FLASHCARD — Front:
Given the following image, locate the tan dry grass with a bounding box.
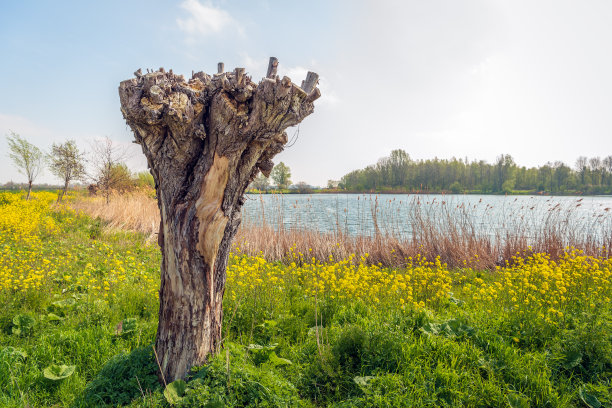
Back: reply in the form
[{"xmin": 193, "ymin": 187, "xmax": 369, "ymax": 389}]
[
  {"xmin": 70, "ymin": 192, "xmax": 611, "ymax": 269},
  {"xmin": 71, "ymin": 192, "xmax": 160, "ymax": 240}
]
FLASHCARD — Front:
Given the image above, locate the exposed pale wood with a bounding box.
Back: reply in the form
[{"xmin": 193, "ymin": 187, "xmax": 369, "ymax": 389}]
[
  {"xmin": 119, "ymin": 63, "xmax": 319, "ymax": 383},
  {"xmin": 266, "ymin": 57, "xmax": 278, "ymax": 78},
  {"xmin": 234, "ymin": 67, "xmax": 245, "ymax": 85},
  {"xmin": 301, "ymin": 71, "xmax": 319, "ymax": 93},
  {"xmin": 217, "ymin": 62, "xmax": 224, "ymax": 73}
]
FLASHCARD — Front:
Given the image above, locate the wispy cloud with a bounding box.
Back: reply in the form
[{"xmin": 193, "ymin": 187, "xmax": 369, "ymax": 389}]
[
  {"xmin": 0, "ymin": 113, "xmax": 56, "ymax": 140},
  {"xmin": 176, "ymin": 0, "xmax": 242, "ymax": 37},
  {"xmin": 240, "ymin": 53, "xmax": 268, "ymax": 78},
  {"xmin": 283, "ymin": 65, "xmax": 340, "ymax": 107}
]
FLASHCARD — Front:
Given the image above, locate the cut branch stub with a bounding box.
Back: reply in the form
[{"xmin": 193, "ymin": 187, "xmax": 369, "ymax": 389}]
[
  {"xmin": 118, "ymin": 61, "xmax": 319, "ymax": 383},
  {"xmin": 301, "ymin": 71, "xmax": 319, "ymax": 94},
  {"xmin": 217, "ymin": 62, "xmax": 224, "ymax": 73},
  {"xmin": 266, "ymin": 57, "xmax": 278, "ymax": 78},
  {"xmin": 234, "ymin": 67, "xmax": 245, "ymax": 85}
]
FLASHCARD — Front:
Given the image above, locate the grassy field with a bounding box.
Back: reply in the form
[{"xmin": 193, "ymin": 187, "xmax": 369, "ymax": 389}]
[{"xmin": 0, "ymin": 191, "xmax": 610, "ymax": 407}]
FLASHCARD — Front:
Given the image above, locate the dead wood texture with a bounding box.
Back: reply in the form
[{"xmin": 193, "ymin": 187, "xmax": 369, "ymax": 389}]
[{"xmin": 119, "ymin": 61, "xmax": 320, "ymax": 382}]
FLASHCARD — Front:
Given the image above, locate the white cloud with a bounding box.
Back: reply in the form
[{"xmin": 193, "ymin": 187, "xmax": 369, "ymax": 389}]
[
  {"xmin": 177, "ymin": 0, "xmax": 241, "ymax": 37},
  {"xmin": 0, "ymin": 113, "xmax": 56, "ymax": 140},
  {"xmin": 470, "ymin": 56, "xmax": 494, "ymax": 75},
  {"xmin": 239, "ymin": 53, "xmax": 268, "ymax": 78},
  {"xmin": 283, "ymin": 66, "xmax": 308, "ymax": 84},
  {"xmin": 316, "ymin": 77, "xmax": 340, "ymax": 106},
  {"xmin": 282, "ymin": 66, "xmax": 339, "ymax": 107}
]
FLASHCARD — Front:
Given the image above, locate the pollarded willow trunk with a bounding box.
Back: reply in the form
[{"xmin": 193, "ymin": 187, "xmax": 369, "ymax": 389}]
[{"xmin": 119, "ymin": 59, "xmax": 320, "ymax": 382}]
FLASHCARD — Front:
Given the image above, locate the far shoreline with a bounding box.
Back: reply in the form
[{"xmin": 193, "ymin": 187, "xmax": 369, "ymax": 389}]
[
  {"xmin": 246, "ymin": 189, "xmax": 612, "ymax": 198},
  {"xmin": 1, "ymin": 185, "xmax": 610, "ymax": 199}
]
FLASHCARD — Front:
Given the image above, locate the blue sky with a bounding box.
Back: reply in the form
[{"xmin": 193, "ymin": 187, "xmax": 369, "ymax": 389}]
[{"xmin": 2, "ymin": 1, "xmax": 612, "ymax": 186}]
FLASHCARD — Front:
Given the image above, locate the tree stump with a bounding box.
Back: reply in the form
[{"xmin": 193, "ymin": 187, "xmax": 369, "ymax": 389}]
[{"xmin": 118, "ymin": 60, "xmax": 320, "ymax": 382}]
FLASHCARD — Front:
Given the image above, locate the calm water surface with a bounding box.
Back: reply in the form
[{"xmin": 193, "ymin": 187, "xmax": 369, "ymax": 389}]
[{"xmin": 242, "ymin": 194, "xmax": 612, "ymax": 240}]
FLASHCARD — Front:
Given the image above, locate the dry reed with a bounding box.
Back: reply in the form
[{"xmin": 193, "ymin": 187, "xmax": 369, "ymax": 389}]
[
  {"xmin": 70, "ymin": 192, "xmax": 612, "ymax": 269},
  {"xmin": 70, "ymin": 192, "xmax": 160, "ymax": 241}
]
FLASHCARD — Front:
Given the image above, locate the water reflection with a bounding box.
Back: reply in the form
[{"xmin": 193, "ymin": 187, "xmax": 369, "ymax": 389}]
[{"xmin": 242, "ymin": 194, "xmax": 612, "ymax": 242}]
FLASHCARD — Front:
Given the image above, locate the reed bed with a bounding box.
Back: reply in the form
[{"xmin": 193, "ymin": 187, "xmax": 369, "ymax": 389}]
[
  {"xmin": 70, "ymin": 191, "xmax": 612, "ymax": 269},
  {"xmin": 70, "ymin": 191, "xmax": 160, "ymax": 240}
]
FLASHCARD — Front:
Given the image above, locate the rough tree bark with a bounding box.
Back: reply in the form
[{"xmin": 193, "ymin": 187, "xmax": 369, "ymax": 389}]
[{"xmin": 119, "ymin": 61, "xmax": 320, "ymax": 382}]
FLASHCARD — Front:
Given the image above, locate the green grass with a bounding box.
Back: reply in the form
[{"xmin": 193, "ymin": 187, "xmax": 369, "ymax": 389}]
[{"xmin": 0, "ymin": 192, "xmax": 610, "ymax": 407}]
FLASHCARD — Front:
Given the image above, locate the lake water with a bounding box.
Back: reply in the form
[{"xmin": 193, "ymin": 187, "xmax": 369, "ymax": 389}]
[{"xmin": 241, "ymin": 194, "xmax": 612, "ymax": 241}]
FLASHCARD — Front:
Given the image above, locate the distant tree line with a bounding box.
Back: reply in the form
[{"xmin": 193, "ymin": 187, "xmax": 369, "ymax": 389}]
[{"xmin": 340, "ymin": 149, "xmax": 612, "ymax": 194}]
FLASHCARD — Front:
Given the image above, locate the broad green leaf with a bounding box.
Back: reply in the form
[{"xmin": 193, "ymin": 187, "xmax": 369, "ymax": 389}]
[
  {"xmin": 268, "ymin": 351, "xmax": 292, "ymax": 367},
  {"xmin": 444, "ymin": 319, "xmax": 476, "ymax": 337},
  {"xmin": 507, "ymin": 392, "xmax": 530, "ymax": 408},
  {"xmin": 477, "ymin": 357, "xmax": 506, "ymax": 372},
  {"xmin": 353, "ymin": 376, "xmax": 375, "ymax": 387},
  {"xmin": 12, "ymin": 314, "xmax": 35, "ymax": 336},
  {"xmin": 578, "ymin": 386, "xmax": 602, "ymax": 408},
  {"xmin": 51, "ymin": 298, "xmax": 76, "ymax": 308},
  {"xmin": 48, "ymin": 298, "xmax": 77, "ymax": 316},
  {"xmin": 258, "ymin": 320, "xmax": 278, "ymax": 328},
  {"xmin": 63, "ymin": 283, "xmax": 88, "ymax": 293},
  {"xmin": 43, "ymin": 364, "xmax": 75, "ymax": 381},
  {"xmin": 419, "ymin": 322, "xmax": 440, "ymax": 335},
  {"xmin": 562, "ymin": 350, "xmax": 583, "ymax": 369},
  {"xmin": 122, "ymin": 317, "xmax": 138, "ymax": 333},
  {"xmin": 449, "ymin": 295, "xmax": 464, "ymax": 306},
  {"xmin": 164, "ymin": 379, "xmax": 187, "ymax": 404},
  {"xmin": 46, "ymin": 313, "xmax": 64, "ymax": 322},
  {"xmin": 1, "ymin": 347, "xmax": 27, "ymax": 359},
  {"xmin": 115, "ymin": 317, "xmax": 138, "ymax": 336},
  {"xmin": 247, "ymin": 343, "xmax": 278, "ymax": 351},
  {"xmin": 420, "ymin": 319, "xmax": 475, "ymax": 338},
  {"xmin": 202, "ymin": 398, "xmax": 224, "ymax": 408},
  {"xmin": 247, "ymin": 343, "xmax": 279, "ymax": 365}
]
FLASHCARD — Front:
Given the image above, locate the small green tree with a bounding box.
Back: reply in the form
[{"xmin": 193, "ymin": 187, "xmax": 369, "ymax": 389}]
[
  {"xmin": 502, "ymin": 178, "xmax": 515, "ymax": 194},
  {"xmin": 108, "ymin": 163, "xmax": 135, "ymax": 192},
  {"xmin": 449, "ymin": 181, "xmax": 463, "ymax": 194},
  {"xmin": 271, "ymin": 162, "xmax": 292, "ymax": 189},
  {"xmin": 6, "ymin": 131, "xmax": 43, "ymax": 200},
  {"xmin": 48, "ymin": 140, "xmax": 86, "ymax": 202},
  {"xmin": 135, "ymin": 171, "xmax": 155, "ymax": 189}
]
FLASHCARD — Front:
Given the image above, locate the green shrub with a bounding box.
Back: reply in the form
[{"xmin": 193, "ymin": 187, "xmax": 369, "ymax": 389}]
[
  {"xmin": 333, "ymin": 326, "xmax": 366, "ymax": 373},
  {"xmin": 363, "ymin": 330, "xmax": 404, "ymax": 374},
  {"xmin": 181, "ymin": 344, "xmax": 309, "ymax": 407},
  {"xmin": 73, "ymin": 346, "xmax": 160, "ymax": 407}
]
